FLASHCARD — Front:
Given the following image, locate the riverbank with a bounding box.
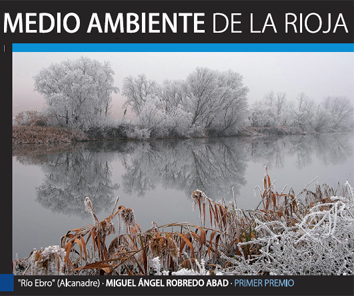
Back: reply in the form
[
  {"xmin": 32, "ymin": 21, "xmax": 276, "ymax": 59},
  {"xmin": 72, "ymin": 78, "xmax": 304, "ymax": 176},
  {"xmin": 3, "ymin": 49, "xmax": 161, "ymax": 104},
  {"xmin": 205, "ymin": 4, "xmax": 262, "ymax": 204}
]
[
  {"xmin": 12, "ymin": 126, "xmax": 87, "ymax": 145},
  {"xmin": 12, "ymin": 125, "xmax": 322, "ymax": 145},
  {"xmin": 240, "ymin": 126, "xmax": 317, "ymax": 136}
]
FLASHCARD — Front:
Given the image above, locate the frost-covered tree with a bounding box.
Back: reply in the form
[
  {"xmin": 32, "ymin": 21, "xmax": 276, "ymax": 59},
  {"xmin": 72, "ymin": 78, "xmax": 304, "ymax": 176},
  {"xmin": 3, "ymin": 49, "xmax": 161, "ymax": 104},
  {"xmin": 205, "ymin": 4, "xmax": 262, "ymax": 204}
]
[
  {"xmin": 322, "ymin": 96, "xmax": 354, "ymax": 130},
  {"xmin": 290, "ymin": 92, "xmax": 316, "ymax": 130},
  {"xmin": 34, "ymin": 57, "xmax": 118, "ymax": 130},
  {"xmin": 122, "ymin": 74, "xmax": 158, "ymax": 115},
  {"xmin": 184, "ymin": 68, "xmax": 248, "ymax": 134},
  {"xmin": 311, "ymin": 104, "xmax": 330, "ymax": 132},
  {"xmin": 123, "ymin": 78, "xmax": 192, "ymax": 138},
  {"xmin": 122, "ymin": 68, "xmax": 248, "ymax": 137},
  {"xmin": 250, "ymin": 91, "xmax": 354, "ymax": 133},
  {"xmin": 184, "ymin": 68, "xmax": 219, "ymax": 126},
  {"xmin": 249, "ymin": 92, "xmax": 289, "ymax": 127},
  {"xmin": 157, "ymin": 80, "xmax": 187, "ymax": 113}
]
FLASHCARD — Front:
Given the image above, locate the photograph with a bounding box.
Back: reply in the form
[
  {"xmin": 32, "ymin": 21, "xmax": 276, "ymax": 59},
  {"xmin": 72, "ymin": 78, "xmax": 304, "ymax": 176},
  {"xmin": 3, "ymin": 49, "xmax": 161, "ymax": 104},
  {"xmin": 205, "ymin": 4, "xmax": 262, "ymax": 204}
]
[
  {"xmin": 3, "ymin": 0, "xmax": 353, "ymax": 294},
  {"xmin": 12, "ymin": 50, "xmax": 354, "ymax": 277}
]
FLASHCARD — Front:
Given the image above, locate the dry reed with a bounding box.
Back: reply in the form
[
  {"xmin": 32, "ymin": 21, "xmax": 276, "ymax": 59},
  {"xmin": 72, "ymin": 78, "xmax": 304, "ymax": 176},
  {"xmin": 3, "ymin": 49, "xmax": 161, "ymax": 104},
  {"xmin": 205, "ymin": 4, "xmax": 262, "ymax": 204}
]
[{"xmin": 13, "ymin": 168, "xmax": 354, "ymax": 275}]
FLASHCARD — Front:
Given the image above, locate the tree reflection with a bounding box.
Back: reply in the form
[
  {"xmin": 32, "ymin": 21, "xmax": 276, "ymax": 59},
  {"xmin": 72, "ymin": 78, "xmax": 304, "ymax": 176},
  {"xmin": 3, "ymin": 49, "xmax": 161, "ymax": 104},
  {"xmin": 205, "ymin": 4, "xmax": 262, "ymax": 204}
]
[
  {"xmin": 121, "ymin": 138, "xmax": 248, "ymax": 199},
  {"xmin": 13, "ymin": 132, "xmax": 353, "ymax": 216},
  {"xmin": 245, "ymin": 133, "xmax": 353, "ymax": 170},
  {"xmin": 15, "ymin": 146, "xmax": 119, "ymax": 218},
  {"xmin": 247, "ymin": 136, "xmax": 286, "ymax": 168},
  {"xmin": 314, "ymin": 133, "xmax": 353, "ymax": 166}
]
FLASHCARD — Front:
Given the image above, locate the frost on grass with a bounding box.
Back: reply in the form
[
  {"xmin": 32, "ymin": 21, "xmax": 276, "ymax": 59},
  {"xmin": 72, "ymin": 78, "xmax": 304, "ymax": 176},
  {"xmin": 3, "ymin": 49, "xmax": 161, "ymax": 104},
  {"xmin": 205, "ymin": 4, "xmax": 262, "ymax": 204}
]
[
  {"xmin": 148, "ymin": 236, "xmax": 179, "ymax": 271},
  {"xmin": 118, "ymin": 206, "xmax": 136, "ymax": 230},
  {"xmin": 13, "ymin": 245, "xmax": 65, "ymax": 275},
  {"xmin": 221, "ymin": 182, "xmax": 354, "ymax": 275},
  {"xmin": 13, "ymin": 171, "xmax": 354, "ymax": 276}
]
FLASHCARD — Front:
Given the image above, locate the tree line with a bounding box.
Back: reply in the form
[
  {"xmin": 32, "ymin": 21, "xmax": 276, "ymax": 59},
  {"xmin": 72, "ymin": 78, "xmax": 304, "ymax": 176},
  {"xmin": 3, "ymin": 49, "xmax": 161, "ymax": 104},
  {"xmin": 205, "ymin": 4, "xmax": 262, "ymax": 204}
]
[
  {"xmin": 122, "ymin": 67, "xmax": 248, "ymax": 137},
  {"xmin": 14, "ymin": 57, "xmax": 354, "ymax": 138},
  {"xmin": 249, "ymin": 91, "xmax": 354, "ymax": 133}
]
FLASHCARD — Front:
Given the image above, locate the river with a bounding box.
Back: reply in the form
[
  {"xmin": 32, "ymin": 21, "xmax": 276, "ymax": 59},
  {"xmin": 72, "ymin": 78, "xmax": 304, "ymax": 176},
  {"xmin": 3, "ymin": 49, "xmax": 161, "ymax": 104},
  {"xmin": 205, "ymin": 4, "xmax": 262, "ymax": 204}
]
[{"xmin": 13, "ymin": 132, "xmax": 354, "ymax": 259}]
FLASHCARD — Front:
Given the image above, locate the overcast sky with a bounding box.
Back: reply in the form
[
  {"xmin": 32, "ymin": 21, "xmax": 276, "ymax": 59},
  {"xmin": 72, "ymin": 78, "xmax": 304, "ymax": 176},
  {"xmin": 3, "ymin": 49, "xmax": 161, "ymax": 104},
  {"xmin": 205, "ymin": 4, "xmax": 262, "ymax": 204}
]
[{"xmin": 13, "ymin": 52, "xmax": 354, "ymax": 119}]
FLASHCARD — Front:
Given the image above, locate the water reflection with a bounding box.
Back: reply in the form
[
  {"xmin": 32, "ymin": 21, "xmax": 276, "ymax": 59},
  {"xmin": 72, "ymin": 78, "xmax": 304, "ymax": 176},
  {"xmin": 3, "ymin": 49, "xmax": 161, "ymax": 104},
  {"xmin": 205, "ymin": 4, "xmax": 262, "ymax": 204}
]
[
  {"xmin": 13, "ymin": 132, "xmax": 353, "ymax": 217},
  {"xmin": 121, "ymin": 138, "xmax": 247, "ymax": 198},
  {"xmin": 247, "ymin": 133, "xmax": 353, "ymax": 169},
  {"xmin": 15, "ymin": 146, "xmax": 119, "ymax": 218}
]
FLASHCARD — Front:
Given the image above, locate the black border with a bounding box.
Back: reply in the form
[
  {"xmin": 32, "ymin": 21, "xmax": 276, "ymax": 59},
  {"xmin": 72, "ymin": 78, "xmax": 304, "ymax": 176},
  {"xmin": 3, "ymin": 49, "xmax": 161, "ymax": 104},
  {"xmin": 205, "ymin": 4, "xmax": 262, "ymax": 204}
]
[{"xmin": 4, "ymin": 1, "xmax": 354, "ymax": 295}]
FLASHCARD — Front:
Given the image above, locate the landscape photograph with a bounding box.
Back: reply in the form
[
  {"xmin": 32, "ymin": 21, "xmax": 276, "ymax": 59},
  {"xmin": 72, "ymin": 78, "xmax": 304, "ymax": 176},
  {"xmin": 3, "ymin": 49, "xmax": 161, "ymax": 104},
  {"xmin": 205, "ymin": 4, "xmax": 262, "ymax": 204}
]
[{"xmin": 12, "ymin": 51, "xmax": 354, "ymax": 276}]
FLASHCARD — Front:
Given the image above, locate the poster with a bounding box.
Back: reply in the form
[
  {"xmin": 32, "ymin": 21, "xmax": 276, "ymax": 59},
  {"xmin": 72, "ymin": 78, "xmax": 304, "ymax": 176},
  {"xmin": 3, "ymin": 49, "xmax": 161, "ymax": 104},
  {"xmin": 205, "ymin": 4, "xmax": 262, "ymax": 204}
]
[{"xmin": 3, "ymin": 1, "xmax": 354, "ymax": 295}]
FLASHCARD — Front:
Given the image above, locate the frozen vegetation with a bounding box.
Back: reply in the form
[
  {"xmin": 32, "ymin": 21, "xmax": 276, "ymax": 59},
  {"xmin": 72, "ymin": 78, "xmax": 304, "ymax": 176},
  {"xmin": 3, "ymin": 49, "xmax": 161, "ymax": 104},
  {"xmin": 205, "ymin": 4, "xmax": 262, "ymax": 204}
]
[
  {"xmin": 249, "ymin": 92, "xmax": 354, "ymax": 133},
  {"xmin": 14, "ymin": 245, "xmax": 65, "ymax": 275},
  {"xmin": 12, "ymin": 57, "xmax": 353, "ymax": 141},
  {"xmin": 121, "ymin": 68, "xmax": 248, "ymax": 138},
  {"xmin": 33, "ymin": 57, "xmax": 118, "ymax": 131},
  {"xmin": 13, "ymin": 169, "xmax": 354, "ymax": 276}
]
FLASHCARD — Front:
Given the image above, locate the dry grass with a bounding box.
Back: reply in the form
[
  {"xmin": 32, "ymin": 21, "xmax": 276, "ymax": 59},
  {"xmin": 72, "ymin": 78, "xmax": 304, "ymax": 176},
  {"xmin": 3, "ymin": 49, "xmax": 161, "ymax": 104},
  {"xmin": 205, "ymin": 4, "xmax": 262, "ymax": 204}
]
[
  {"xmin": 13, "ymin": 168, "xmax": 354, "ymax": 275},
  {"xmin": 13, "ymin": 246, "xmax": 65, "ymax": 275},
  {"xmin": 12, "ymin": 126, "xmax": 87, "ymax": 145}
]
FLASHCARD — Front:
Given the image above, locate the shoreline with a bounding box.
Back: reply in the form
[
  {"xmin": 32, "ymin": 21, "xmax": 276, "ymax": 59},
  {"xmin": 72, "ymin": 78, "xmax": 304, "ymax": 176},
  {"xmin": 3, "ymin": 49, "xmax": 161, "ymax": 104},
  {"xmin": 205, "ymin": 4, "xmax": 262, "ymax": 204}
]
[{"xmin": 12, "ymin": 125, "xmax": 332, "ymax": 146}]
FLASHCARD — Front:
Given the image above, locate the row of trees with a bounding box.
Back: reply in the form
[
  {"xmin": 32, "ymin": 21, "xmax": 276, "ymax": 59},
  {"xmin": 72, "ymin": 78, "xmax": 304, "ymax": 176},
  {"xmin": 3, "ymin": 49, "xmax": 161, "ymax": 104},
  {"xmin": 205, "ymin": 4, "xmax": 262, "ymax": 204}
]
[
  {"xmin": 122, "ymin": 68, "xmax": 249, "ymax": 137},
  {"xmin": 27, "ymin": 57, "xmax": 353, "ymax": 137},
  {"xmin": 249, "ymin": 92, "xmax": 354, "ymax": 132}
]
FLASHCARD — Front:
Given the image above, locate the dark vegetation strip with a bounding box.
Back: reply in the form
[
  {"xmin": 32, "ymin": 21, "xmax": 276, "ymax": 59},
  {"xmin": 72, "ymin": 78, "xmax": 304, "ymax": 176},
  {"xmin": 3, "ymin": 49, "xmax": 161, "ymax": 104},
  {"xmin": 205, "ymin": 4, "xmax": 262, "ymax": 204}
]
[{"xmin": 13, "ymin": 124, "xmax": 322, "ymax": 147}]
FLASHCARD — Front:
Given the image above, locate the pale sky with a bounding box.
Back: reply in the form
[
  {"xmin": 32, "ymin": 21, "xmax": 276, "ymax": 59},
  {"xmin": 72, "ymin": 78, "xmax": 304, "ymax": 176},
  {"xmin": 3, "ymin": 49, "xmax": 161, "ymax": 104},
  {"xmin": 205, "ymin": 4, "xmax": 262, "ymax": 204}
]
[{"xmin": 13, "ymin": 52, "xmax": 354, "ymax": 119}]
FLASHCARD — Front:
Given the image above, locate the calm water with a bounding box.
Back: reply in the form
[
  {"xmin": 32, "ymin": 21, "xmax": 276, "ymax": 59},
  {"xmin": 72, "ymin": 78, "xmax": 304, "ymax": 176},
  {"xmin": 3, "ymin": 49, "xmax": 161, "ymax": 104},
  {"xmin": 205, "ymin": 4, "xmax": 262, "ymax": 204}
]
[{"xmin": 13, "ymin": 133, "xmax": 354, "ymax": 259}]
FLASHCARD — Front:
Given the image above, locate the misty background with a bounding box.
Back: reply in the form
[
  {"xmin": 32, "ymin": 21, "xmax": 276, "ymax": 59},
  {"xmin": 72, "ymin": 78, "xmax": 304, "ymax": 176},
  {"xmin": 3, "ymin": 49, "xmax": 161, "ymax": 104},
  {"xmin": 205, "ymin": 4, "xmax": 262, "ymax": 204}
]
[{"xmin": 13, "ymin": 52, "xmax": 354, "ymax": 119}]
